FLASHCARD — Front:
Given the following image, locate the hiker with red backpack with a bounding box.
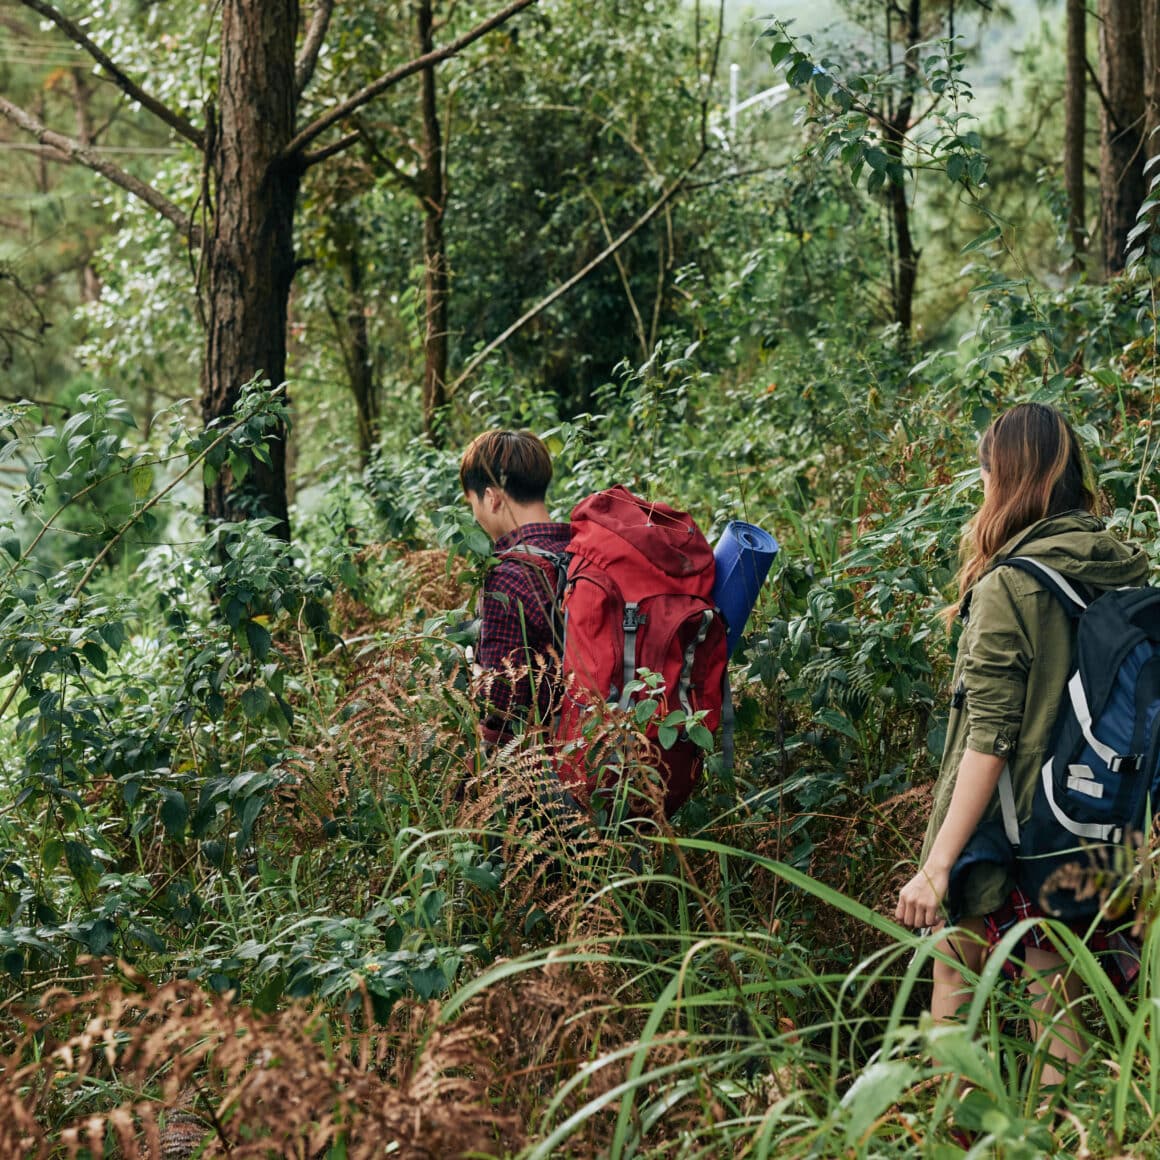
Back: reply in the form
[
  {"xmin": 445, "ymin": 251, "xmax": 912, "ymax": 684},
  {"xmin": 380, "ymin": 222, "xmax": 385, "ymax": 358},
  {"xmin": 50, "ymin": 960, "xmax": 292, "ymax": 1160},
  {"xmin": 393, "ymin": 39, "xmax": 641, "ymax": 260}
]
[
  {"xmin": 459, "ymin": 429, "xmax": 571, "ymax": 749},
  {"xmin": 895, "ymin": 402, "xmax": 1154, "ymax": 1089},
  {"xmin": 460, "ymin": 429, "xmax": 753, "ymax": 818}
]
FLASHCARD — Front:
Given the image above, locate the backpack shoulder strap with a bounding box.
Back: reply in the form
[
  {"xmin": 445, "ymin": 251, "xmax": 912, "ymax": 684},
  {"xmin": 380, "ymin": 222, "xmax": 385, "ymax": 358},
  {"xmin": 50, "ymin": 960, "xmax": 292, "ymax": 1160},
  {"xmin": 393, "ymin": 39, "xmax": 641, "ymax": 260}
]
[
  {"xmin": 995, "ymin": 556, "xmax": 1089, "ymax": 618},
  {"xmin": 497, "ymin": 544, "xmax": 570, "ymax": 644}
]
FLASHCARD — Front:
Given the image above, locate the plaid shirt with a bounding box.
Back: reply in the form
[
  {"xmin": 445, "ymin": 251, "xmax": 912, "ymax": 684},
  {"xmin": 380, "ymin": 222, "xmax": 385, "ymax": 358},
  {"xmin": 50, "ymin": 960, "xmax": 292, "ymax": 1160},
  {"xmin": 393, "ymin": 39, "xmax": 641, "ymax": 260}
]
[{"xmin": 477, "ymin": 521, "xmax": 571, "ymax": 743}]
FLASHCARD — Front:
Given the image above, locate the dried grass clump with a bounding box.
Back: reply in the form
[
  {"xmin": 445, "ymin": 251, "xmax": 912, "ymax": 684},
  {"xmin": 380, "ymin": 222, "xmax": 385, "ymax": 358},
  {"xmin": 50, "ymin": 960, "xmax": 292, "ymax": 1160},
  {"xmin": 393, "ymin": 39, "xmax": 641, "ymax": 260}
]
[
  {"xmin": 0, "ymin": 959, "xmax": 696, "ymax": 1160},
  {"xmin": 274, "ymin": 636, "xmax": 476, "ymax": 860},
  {"xmin": 0, "ymin": 971, "xmax": 518, "ymax": 1159},
  {"xmin": 330, "ymin": 545, "xmax": 472, "ymax": 639}
]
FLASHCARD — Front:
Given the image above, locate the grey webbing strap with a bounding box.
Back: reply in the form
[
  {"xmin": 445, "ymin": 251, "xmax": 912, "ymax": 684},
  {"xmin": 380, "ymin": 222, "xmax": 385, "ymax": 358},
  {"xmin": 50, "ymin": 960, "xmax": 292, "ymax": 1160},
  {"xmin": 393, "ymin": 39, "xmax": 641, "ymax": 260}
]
[
  {"xmin": 1005, "ymin": 556, "xmax": 1089, "ymax": 611},
  {"xmin": 678, "ymin": 609, "xmax": 714, "ymax": 714},
  {"xmin": 998, "ymin": 762, "xmax": 1020, "ymax": 847},
  {"xmin": 619, "ymin": 603, "xmax": 642, "ymax": 709},
  {"xmin": 721, "ymin": 667, "xmax": 734, "ymax": 776},
  {"xmin": 503, "ymin": 543, "xmax": 568, "ymax": 650}
]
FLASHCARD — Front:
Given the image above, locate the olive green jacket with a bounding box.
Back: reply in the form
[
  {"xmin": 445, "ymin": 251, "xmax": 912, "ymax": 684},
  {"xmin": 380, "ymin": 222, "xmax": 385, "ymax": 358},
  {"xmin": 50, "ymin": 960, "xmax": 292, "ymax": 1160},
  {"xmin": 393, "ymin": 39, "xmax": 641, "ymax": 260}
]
[{"xmin": 921, "ymin": 512, "xmax": 1151, "ymax": 919}]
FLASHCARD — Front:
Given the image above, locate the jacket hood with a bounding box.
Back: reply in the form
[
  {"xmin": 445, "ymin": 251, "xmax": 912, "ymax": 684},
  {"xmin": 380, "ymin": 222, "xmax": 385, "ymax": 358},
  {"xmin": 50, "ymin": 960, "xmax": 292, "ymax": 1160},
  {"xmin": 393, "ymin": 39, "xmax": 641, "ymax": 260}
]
[{"xmin": 996, "ymin": 510, "xmax": 1151, "ymax": 590}]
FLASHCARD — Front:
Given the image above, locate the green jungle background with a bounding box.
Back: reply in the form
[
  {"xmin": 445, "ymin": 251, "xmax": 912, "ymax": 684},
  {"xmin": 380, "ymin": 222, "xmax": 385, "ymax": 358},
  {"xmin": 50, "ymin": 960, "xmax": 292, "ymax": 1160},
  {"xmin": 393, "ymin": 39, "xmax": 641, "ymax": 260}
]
[{"xmin": 3, "ymin": 0, "xmax": 1160, "ymax": 1155}]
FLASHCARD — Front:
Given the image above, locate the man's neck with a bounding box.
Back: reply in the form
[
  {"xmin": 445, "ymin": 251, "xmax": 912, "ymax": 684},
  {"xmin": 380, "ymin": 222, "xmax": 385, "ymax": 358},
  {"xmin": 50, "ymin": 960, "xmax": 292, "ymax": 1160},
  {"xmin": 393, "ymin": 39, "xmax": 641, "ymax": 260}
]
[{"xmin": 494, "ymin": 499, "xmax": 552, "ymax": 540}]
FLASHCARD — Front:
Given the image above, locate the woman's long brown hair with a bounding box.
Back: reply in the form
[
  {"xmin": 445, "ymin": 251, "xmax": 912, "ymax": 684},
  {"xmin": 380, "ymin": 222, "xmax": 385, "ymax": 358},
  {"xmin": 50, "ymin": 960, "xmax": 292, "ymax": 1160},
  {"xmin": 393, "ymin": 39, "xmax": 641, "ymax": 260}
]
[{"xmin": 949, "ymin": 402, "xmax": 1097, "ymax": 622}]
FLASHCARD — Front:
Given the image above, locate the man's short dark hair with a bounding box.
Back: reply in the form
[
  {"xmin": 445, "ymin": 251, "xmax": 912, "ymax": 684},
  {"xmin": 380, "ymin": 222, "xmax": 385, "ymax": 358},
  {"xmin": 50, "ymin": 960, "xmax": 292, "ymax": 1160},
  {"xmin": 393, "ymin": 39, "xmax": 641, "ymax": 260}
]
[{"xmin": 459, "ymin": 429, "xmax": 553, "ymax": 503}]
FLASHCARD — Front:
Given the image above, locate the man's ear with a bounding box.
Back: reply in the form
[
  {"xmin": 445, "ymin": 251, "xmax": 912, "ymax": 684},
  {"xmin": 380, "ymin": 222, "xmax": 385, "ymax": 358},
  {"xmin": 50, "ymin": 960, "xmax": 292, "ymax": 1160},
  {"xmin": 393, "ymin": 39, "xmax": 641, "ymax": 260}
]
[{"xmin": 485, "ymin": 485, "xmax": 504, "ymax": 512}]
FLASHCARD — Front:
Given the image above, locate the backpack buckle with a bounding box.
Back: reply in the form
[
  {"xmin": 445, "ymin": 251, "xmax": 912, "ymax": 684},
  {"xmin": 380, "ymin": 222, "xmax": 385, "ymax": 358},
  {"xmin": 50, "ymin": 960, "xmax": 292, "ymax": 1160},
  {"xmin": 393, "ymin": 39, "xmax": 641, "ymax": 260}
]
[
  {"xmin": 623, "ymin": 604, "xmax": 647, "ymax": 631},
  {"xmin": 1108, "ymin": 754, "xmax": 1139, "ymax": 775}
]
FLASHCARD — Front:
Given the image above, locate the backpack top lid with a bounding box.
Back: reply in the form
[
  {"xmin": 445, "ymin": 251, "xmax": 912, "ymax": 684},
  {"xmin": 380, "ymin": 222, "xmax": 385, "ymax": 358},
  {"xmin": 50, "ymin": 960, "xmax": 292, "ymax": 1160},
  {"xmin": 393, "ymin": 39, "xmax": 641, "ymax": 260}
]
[{"xmin": 568, "ymin": 485, "xmax": 715, "ymax": 590}]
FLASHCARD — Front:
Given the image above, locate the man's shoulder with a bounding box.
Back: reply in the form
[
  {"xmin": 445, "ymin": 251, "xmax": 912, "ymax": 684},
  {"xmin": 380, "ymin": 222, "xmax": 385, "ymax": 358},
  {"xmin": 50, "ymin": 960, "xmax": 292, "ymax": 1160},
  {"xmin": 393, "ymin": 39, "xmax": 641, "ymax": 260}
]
[{"xmin": 499, "ymin": 521, "xmax": 572, "ymax": 551}]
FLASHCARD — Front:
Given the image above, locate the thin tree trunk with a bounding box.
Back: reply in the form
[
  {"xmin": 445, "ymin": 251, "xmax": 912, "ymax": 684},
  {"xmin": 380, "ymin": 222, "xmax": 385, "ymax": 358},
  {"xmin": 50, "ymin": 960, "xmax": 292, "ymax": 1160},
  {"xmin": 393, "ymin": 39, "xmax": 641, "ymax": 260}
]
[
  {"xmin": 337, "ymin": 234, "xmax": 380, "ymax": 464},
  {"xmin": 1097, "ymin": 0, "xmax": 1145, "ymax": 276},
  {"xmin": 1144, "ymin": 0, "xmax": 1160, "ymax": 172},
  {"xmin": 417, "ymin": 0, "xmax": 448, "ymax": 443},
  {"xmin": 202, "ymin": 0, "xmax": 300, "ymax": 537},
  {"xmin": 1064, "ymin": 0, "xmax": 1087, "ymax": 259},
  {"xmin": 884, "ymin": 0, "xmax": 921, "ymax": 335}
]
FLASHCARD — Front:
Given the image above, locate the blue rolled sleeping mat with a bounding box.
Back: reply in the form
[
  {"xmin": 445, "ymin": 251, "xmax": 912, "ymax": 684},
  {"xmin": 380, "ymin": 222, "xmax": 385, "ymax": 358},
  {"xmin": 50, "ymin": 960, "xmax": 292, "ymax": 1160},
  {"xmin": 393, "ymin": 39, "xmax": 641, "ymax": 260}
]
[{"xmin": 712, "ymin": 520, "xmax": 778, "ymax": 658}]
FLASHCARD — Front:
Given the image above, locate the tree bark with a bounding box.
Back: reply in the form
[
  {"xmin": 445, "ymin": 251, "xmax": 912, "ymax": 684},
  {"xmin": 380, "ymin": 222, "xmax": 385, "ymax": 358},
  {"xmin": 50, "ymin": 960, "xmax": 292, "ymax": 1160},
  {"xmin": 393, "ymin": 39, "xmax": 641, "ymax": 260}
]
[
  {"xmin": 202, "ymin": 0, "xmax": 301, "ymax": 537},
  {"xmin": 884, "ymin": 0, "xmax": 921, "ymax": 336},
  {"xmin": 329, "ymin": 228, "xmax": 380, "ymax": 464},
  {"xmin": 1144, "ymin": 0, "xmax": 1160, "ymax": 173},
  {"xmin": 1064, "ymin": 0, "xmax": 1087, "ymax": 258},
  {"xmin": 417, "ymin": 0, "xmax": 449, "ymax": 442},
  {"xmin": 1097, "ymin": 0, "xmax": 1146, "ymax": 276}
]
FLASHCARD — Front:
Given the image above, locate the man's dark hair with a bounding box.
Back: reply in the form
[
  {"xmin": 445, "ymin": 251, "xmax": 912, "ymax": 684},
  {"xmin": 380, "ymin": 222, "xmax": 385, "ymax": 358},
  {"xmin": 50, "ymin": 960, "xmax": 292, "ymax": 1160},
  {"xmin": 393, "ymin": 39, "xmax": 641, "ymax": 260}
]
[{"xmin": 459, "ymin": 429, "xmax": 553, "ymax": 503}]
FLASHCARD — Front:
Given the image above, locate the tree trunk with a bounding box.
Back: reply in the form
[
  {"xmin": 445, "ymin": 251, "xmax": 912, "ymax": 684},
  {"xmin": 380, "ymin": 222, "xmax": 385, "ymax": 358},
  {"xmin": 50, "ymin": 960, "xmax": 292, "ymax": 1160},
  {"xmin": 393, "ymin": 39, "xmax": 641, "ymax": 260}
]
[
  {"xmin": 1144, "ymin": 0, "xmax": 1160, "ymax": 172},
  {"xmin": 1064, "ymin": 0, "xmax": 1087, "ymax": 258},
  {"xmin": 71, "ymin": 68, "xmax": 103, "ymax": 302},
  {"xmin": 417, "ymin": 0, "xmax": 449, "ymax": 443},
  {"xmin": 884, "ymin": 0, "xmax": 921, "ymax": 336},
  {"xmin": 1097, "ymin": 0, "xmax": 1146, "ymax": 276},
  {"xmin": 336, "ymin": 232, "xmax": 380, "ymax": 465},
  {"xmin": 202, "ymin": 0, "xmax": 300, "ymax": 538}
]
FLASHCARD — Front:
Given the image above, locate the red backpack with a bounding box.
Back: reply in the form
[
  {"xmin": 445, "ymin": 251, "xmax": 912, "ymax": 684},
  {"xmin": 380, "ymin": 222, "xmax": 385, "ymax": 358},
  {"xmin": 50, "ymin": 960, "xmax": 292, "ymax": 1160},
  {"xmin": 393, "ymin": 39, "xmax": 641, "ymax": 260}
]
[{"xmin": 547, "ymin": 486, "xmax": 729, "ymax": 815}]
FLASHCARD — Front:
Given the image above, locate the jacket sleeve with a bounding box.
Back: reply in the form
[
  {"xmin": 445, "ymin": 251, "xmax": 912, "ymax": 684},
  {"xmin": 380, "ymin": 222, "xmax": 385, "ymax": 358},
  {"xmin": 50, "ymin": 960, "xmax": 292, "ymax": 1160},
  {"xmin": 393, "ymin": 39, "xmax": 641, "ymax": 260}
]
[{"xmin": 960, "ymin": 571, "xmax": 1033, "ymax": 758}]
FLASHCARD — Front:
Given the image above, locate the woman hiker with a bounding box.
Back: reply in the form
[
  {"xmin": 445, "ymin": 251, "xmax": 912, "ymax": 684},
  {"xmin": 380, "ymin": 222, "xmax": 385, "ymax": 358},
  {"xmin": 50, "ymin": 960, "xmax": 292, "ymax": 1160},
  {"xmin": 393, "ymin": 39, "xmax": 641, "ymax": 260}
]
[{"xmin": 896, "ymin": 401, "xmax": 1149, "ymax": 1088}]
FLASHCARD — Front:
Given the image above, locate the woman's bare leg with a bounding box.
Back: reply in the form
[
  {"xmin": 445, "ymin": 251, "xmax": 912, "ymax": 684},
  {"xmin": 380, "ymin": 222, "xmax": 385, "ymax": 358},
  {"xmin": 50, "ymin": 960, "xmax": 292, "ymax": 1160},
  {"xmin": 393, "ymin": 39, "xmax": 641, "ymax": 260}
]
[
  {"xmin": 931, "ymin": 917, "xmax": 987, "ymax": 1023},
  {"xmin": 1022, "ymin": 945, "xmax": 1085, "ymax": 1088}
]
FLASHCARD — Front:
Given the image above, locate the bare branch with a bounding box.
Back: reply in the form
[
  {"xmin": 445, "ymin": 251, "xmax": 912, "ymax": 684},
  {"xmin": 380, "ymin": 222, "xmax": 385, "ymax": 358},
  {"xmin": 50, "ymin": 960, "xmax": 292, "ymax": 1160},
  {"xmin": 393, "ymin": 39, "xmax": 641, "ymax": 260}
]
[
  {"xmin": 447, "ymin": 152, "xmax": 708, "ymax": 398},
  {"xmin": 296, "ymin": 0, "xmax": 336, "ymax": 97},
  {"xmin": 285, "ymin": 0, "xmax": 537, "ymax": 159},
  {"xmin": 16, "ymin": 0, "xmax": 204, "ymax": 148},
  {"xmin": 0, "ymin": 95, "xmax": 199, "ymax": 246},
  {"xmin": 301, "ymin": 130, "xmax": 363, "ymax": 169},
  {"xmin": 585, "ymin": 187, "xmax": 648, "ymax": 360}
]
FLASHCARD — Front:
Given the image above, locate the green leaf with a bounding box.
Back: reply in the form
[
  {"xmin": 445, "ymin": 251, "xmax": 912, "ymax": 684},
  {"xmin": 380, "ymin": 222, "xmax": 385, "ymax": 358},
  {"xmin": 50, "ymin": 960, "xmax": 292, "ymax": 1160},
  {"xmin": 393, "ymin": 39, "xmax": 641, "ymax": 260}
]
[
  {"xmin": 245, "ymin": 619, "xmax": 272, "ymax": 660},
  {"xmin": 131, "ymin": 464, "xmax": 153, "ymax": 499},
  {"xmin": 409, "ymin": 964, "xmax": 447, "ymax": 999},
  {"xmin": 687, "ymin": 722, "xmax": 715, "ymax": 751},
  {"xmin": 82, "ymin": 641, "xmax": 107, "ymax": 674},
  {"xmin": 1, "ymin": 536, "xmax": 20, "ymax": 560},
  {"xmin": 788, "ymin": 56, "xmax": 815, "ymax": 86},
  {"xmin": 229, "ymin": 452, "xmax": 250, "ymax": 485},
  {"xmin": 768, "ymin": 39, "xmax": 793, "ymax": 68},
  {"xmin": 961, "ymin": 225, "xmax": 1002, "ymax": 254},
  {"xmin": 98, "ymin": 621, "xmax": 126, "ymax": 652},
  {"xmin": 160, "ymin": 789, "xmax": 188, "ymax": 839},
  {"xmin": 240, "ymin": 686, "xmax": 272, "ymax": 721},
  {"xmin": 814, "ymin": 707, "xmax": 861, "ymax": 741},
  {"xmin": 839, "ymin": 1060, "xmax": 918, "ymax": 1145},
  {"xmin": 658, "ymin": 723, "xmax": 679, "ymax": 750},
  {"xmin": 634, "ymin": 699, "xmax": 658, "ymax": 726},
  {"xmin": 42, "ymin": 838, "xmax": 63, "ymax": 872}
]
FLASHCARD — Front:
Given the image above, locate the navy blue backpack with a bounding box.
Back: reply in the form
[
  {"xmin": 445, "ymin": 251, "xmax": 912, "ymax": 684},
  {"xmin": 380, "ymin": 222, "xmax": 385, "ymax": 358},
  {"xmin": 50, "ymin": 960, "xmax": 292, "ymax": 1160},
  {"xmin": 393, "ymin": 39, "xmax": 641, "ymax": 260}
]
[{"xmin": 993, "ymin": 557, "xmax": 1160, "ymax": 919}]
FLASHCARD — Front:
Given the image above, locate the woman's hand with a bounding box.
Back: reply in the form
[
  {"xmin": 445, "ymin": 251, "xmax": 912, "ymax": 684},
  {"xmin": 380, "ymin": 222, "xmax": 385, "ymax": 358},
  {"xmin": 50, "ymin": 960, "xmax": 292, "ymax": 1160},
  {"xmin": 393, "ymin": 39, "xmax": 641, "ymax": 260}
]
[{"xmin": 896, "ymin": 864, "xmax": 949, "ymax": 929}]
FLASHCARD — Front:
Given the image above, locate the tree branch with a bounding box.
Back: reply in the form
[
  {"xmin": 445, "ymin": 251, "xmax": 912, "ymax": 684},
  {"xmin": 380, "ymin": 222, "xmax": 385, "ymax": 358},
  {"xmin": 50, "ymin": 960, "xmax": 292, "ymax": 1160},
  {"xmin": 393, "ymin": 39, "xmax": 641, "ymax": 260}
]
[
  {"xmin": 284, "ymin": 0, "xmax": 537, "ymax": 159},
  {"xmin": 301, "ymin": 130, "xmax": 363, "ymax": 169},
  {"xmin": 296, "ymin": 0, "xmax": 335, "ymax": 97},
  {"xmin": 447, "ymin": 152, "xmax": 708, "ymax": 398},
  {"xmin": 0, "ymin": 95, "xmax": 199, "ymax": 246},
  {"xmin": 16, "ymin": 0, "xmax": 204, "ymax": 149}
]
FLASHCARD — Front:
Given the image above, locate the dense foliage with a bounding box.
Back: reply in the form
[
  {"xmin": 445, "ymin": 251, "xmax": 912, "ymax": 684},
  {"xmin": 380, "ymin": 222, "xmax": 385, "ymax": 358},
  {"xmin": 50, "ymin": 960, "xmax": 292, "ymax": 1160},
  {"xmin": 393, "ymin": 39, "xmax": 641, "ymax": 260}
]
[{"xmin": 3, "ymin": 0, "xmax": 1160, "ymax": 1156}]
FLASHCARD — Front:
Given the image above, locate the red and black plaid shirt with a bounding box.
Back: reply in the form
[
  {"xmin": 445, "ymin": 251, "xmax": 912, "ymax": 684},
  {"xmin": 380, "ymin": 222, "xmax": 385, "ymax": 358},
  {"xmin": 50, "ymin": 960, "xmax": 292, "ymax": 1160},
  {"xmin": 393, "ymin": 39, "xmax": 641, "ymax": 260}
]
[{"xmin": 477, "ymin": 521, "xmax": 571, "ymax": 744}]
